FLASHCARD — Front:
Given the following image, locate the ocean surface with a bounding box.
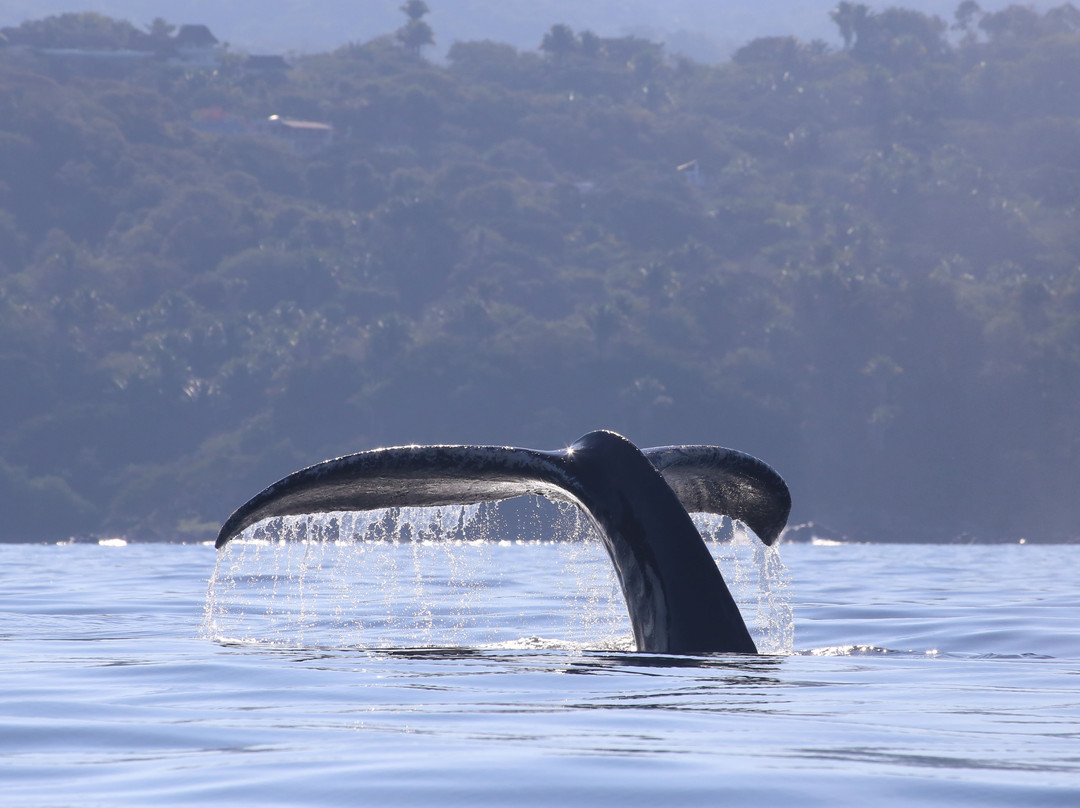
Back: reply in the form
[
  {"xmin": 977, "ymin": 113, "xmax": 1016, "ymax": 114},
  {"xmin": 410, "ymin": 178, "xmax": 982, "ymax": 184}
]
[{"xmin": 2, "ymin": 512, "xmax": 1078, "ymax": 806}]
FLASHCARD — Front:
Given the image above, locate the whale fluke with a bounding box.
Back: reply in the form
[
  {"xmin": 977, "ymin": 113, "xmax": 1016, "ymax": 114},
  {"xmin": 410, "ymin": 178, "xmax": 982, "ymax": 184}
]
[
  {"xmin": 215, "ymin": 430, "xmax": 791, "ymax": 655},
  {"xmin": 643, "ymin": 445, "xmax": 791, "ymax": 547}
]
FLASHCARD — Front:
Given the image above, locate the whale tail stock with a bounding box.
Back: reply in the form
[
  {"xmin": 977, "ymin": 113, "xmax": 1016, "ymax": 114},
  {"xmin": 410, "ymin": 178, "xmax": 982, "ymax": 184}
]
[{"xmin": 215, "ymin": 430, "xmax": 791, "ymax": 655}]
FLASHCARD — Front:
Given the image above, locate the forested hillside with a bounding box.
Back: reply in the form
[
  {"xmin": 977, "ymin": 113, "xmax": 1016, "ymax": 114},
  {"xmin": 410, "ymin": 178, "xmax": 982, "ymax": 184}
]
[{"xmin": 2, "ymin": 5, "xmax": 1079, "ymax": 542}]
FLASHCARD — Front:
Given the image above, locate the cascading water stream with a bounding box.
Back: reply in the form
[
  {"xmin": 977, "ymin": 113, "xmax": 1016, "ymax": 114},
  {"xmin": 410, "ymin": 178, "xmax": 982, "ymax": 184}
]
[{"xmin": 203, "ymin": 497, "xmax": 793, "ymax": 654}]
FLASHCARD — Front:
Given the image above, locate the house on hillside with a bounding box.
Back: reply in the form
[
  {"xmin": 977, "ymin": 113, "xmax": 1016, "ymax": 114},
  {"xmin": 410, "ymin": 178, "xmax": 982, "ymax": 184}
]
[
  {"xmin": 677, "ymin": 159, "xmax": 704, "ymax": 187},
  {"xmin": 260, "ymin": 115, "xmax": 334, "ymax": 155},
  {"xmin": 175, "ymin": 25, "xmax": 218, "ymax": 48},
  {"xmin": 171, "ymin": 24, "xmax": 221, "ymax": 67}
]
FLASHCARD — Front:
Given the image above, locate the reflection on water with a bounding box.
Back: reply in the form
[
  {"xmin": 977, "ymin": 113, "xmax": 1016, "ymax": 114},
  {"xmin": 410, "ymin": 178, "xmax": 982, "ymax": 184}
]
[
  {"xmin": 793, "ymin": 746, "xmax": 1080, "ymax": 774},
  {"xmin": 203, "ymin": 499, "xmax": 794, "ymax": 655}
]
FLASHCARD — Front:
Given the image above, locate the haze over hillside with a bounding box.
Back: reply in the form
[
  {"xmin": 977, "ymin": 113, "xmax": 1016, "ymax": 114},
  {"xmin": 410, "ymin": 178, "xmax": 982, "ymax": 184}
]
[
  {"xmin": 2, "ymin": 4, "xmax": 1079, "ymax": 542},
  {"xmin": 0, "ymin": 0, "xmax": 1058, "ymax": 59}
]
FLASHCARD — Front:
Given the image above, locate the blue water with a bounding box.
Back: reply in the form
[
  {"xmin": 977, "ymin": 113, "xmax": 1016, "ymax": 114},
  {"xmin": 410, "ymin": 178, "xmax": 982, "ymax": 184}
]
[{"xmin": 2, "ymin": 533, "xmax": 1078, "ymax": 806}]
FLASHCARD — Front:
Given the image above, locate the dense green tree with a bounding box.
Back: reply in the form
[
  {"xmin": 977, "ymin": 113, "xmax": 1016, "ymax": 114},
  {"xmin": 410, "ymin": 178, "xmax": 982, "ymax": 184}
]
[
  {"xmin": 979, "ymin": 5, "xmax": 1041, "ymax": 41},
  {"xmin": 850, "ymin": 8, "xmax": 949, "ymax": 70},
  {"xmin": 953, "ymin": 1, "xmax": 983, "ymax": 35},
  {"xmin": 1, "ymin": 12, "xmax": 147, "ymax": 50},
  {"xmin": 145, "ymin": 18, "xmax": 176, "ymax": 41},
  {"xmin": 830, "ymin": 2, "xmax": 869, "ymax": 49},
  {"xmin": 540, "ymin": 24, "xmax": 578, "ymax": 60}
]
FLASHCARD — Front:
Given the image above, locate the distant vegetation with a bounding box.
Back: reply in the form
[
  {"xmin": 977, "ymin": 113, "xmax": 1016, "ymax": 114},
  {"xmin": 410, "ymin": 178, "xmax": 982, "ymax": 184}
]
[
  {"xmin": 0, "ymin": 0, "xmax": 972, "ymax": 62},
  {"xmin": 1, "ymin": 5, "xmax": 1079, "ymax": 542}
]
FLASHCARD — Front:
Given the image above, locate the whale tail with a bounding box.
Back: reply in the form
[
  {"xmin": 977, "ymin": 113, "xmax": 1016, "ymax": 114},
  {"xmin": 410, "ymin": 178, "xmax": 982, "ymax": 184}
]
[{"xmin": 215, "ymin": 430, "xmax": 791, "ymax": 655}]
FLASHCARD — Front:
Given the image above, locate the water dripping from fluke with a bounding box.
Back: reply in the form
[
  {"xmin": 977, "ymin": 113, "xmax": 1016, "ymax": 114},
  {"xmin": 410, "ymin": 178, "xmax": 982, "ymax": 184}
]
[{"xmin": 202, "ymin": 501, "xmax": 793, "ymax": 655}]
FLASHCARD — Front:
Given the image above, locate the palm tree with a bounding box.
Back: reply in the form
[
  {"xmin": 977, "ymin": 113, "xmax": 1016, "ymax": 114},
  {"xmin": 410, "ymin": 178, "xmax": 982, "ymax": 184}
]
[
  {"xmin": 396, "ymin": 1, "xmax": 433, "ymax": 56},
  {"xmin": 400, "ymin": 0, "xmax": 430, "ymax": 22}
]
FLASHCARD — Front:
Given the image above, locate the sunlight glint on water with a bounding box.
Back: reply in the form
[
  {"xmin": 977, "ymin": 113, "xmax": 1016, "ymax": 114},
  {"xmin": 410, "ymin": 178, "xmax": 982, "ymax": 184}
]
[{"xmin": 203, "ymin": 500, "xmax": 793, "ymax": 653}]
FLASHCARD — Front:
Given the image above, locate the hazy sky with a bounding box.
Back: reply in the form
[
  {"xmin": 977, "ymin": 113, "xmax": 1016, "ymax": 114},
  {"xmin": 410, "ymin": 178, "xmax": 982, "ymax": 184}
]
[{"xmin": 1, "ymin": 0, "xmax": 1058, "ymax": 61}]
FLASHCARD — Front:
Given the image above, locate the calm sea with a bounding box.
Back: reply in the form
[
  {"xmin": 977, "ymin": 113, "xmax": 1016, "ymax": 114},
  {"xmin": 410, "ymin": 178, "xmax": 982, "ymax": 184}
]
[{"xmin": 2, "ymin": 518, "xmax": 1078, "ymax": 806}]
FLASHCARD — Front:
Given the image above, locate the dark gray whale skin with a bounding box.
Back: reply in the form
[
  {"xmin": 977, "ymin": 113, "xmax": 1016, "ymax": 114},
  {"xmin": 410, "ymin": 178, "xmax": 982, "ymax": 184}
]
[{"xmin": 215, "ymin": 430, "xmax": 791, "ymax": 655}]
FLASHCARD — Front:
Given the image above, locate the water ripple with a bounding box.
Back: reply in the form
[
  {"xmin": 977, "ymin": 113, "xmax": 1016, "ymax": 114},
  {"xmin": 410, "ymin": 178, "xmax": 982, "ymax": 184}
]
[{"xmin": 1, "ymin": 541, "xmax": 1079, "ymax": 806}]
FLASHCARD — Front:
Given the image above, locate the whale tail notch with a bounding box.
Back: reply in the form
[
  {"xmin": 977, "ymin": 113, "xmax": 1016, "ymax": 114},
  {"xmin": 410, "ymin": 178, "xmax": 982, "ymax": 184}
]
[{"xmin": 215, "ymin": 430, "xmax": 791, "ymax": 655}]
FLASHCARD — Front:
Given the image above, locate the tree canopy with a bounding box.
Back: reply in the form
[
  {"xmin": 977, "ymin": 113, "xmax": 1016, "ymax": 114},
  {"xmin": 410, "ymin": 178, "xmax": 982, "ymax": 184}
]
[{"xmin": 1, "ymin": 5, "xmax": 1079, "ymax": 542}]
